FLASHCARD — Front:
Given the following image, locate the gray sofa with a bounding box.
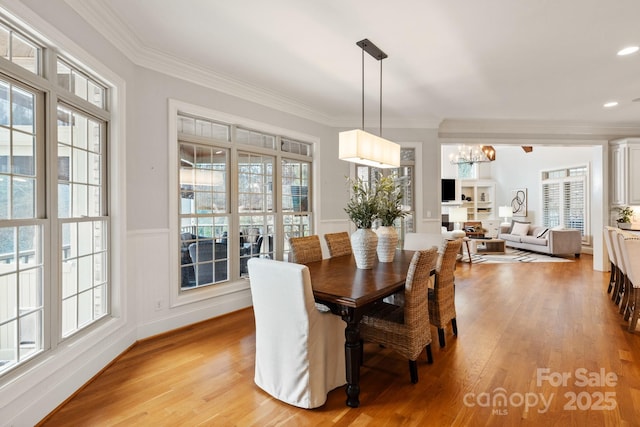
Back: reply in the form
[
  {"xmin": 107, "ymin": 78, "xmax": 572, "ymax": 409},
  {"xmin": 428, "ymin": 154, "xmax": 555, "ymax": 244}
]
[{"xmin": 498, "ymin": 224, "xmax": 582, "ymax": 257}]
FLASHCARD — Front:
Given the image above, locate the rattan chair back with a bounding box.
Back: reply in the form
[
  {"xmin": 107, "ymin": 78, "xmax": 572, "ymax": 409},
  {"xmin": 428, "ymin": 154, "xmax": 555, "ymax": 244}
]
[
  {"xmin": 288, "ymin": 235, "xmax": 323, "ymax": 264},
  {"xmin": 429, "ymin": 239, "xmax": 462, "ymax": 346},
  {"xmin": 359, "ymin": 248, "xmax": 439, "ymax": 382},
  {"xmin": 324, "ymin": 232, "xmax": 352, "ymax": 257}
]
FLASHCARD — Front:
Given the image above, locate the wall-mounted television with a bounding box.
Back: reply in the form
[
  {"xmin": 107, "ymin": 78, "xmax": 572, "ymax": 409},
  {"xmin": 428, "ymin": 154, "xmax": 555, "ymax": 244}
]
[{"xmin": 441, "ymin": 178, "xmax": 457, "ymax": 202}]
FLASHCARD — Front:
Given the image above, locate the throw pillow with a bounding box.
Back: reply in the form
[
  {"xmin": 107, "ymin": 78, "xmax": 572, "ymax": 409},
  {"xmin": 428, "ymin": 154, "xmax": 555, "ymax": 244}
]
[
  {"xmin": 536, "ymin": 228, "xmax": 549, "ymax": 238},
  {"xmin": 509, "ymin": 220, "xmax": 531, "ymax": 234},
  {"xmin": 511, "ymin": 222, "xmax": 530, "ymax": 236}
]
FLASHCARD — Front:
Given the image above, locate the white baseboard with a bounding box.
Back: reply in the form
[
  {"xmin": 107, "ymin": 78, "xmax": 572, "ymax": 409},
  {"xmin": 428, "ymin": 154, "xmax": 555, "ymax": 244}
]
[{"xmin": 137, "ymin": 289, "xmax": 253, "ymax": 339}]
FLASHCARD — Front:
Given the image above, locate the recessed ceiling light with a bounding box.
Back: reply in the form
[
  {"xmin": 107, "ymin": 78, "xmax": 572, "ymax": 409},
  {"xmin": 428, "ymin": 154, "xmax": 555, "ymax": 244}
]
[
  {"xmin": 617, "ymin": 46, "xmax": 639, "ymax": 56},
  {"xmin": 604, "ymin": 101, "xmax": 619, "ymax": 108}
]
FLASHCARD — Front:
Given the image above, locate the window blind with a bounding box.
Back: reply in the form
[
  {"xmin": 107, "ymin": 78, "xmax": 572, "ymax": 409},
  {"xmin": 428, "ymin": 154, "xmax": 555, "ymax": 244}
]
[{"xmin": 541, "ymin": 166, "xmax": 588, "ymax": 243}]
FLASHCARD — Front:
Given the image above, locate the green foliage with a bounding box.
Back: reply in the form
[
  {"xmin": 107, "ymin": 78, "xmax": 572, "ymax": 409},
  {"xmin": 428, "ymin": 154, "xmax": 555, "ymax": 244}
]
[
  {"xmin": 344, "ymin": 174, "xmax": 406, "ymax": 229},
  {"xmin": 344, "ymin": 177, "xmax": 379, "ymax": 229},
  {"xmin": 617, "ymin": 206, "xmax": 634, "ymax": 223},
  {"xmin": 376, "ymin": 175, "xmax": 407, "ymax": 226}
]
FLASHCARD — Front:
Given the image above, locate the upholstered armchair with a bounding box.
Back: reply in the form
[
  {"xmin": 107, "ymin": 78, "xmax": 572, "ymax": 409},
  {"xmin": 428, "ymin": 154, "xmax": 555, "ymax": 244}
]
[{"xmin": 247, "ymin": 258, "xmax": 346, "ymax": 408}]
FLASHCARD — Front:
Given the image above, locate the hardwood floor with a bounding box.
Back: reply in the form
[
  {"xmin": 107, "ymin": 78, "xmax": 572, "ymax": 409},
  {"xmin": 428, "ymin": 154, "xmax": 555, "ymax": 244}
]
[{"xmin": 40, "ymin": 255, "xmax": 640, "ymax": 426}]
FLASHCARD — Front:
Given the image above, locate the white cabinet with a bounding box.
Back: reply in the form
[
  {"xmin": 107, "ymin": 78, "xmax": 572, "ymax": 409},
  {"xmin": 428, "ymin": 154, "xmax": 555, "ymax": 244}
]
[
  {"xmin": 460, "ymin": 179, "xmax": 496, "ymax": 220},
  {"xmin": 610, "ymin": 139, "xmax": 640, "ymax": 207}
]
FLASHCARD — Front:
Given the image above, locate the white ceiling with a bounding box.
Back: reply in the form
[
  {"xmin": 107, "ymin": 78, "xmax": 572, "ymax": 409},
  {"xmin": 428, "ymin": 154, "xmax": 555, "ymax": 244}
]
[{"xmin": 66, "ymin": 0, "xmax": 640, "ymax": 129}]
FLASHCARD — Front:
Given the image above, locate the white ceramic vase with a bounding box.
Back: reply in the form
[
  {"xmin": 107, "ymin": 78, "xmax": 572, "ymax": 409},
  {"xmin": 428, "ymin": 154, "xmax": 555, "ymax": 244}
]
[
  {"xmin": 376, "ymin": 226, "xmax": 398, "ymax": 262},
  {"xmin": 351, "ymin": 228, "xmax": 378, "ymax": 269}
]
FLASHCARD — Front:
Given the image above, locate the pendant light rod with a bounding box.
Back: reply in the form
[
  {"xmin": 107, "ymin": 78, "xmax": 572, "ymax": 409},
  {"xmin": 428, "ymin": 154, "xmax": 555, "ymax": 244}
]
[
  {"xmin": 361, "ymin": 47, "xmax": 364, "ymax": 130},
  {"xmin": 338, "ymin": 38, "xmax": 399, "ymax": 169},
  {"xmin": 356, "ymin": 39, "xmax": 387, "ymax": 137},
  {"xmin": 356, "ymin": 39, "xmax": 388, "ymax": 60},
  {"xmin": 379, "ymin": 59, "xmax": 383, "ymax": 136}
]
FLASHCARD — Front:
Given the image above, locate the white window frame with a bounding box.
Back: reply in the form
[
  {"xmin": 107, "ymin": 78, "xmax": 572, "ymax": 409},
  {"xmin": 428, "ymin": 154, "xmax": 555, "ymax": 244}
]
[
  {"xmin": 541, "ymin": 165, "xmax": 590, "ymax": 245},
  {"xmin": 0, "ymin": 4, "xmax": 126, "ymax": 381},
  {"xmin": 168, "ymin": 100, "xmax": 318, "ymax": 308},
  {"xmin": 350, "ymin": 145, "xmax": 419, "ymax": 247}
]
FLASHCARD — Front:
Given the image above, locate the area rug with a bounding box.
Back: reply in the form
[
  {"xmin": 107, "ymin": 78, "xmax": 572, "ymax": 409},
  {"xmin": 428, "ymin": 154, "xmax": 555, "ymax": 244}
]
[{"xmin": 468, "ymin": 248, "xmax": 574, "ymax": 264}]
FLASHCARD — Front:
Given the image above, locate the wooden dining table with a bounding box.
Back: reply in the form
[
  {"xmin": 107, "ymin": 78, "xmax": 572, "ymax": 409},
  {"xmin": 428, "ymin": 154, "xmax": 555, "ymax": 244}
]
[{"xmin": 305, "ymin": 249, "xmax": 416, "ymax": 408}]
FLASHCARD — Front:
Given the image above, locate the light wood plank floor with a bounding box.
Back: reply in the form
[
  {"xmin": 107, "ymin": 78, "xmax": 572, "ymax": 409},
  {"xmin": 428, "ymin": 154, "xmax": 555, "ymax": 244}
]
[{"xmin": 40, "ymin": 255, "xmax": 640, "ymax": 426}]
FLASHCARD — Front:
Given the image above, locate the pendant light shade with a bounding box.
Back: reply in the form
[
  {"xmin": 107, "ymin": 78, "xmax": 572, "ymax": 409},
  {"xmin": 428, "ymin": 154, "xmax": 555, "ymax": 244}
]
[
  {"xmin": 339, "ymin": 38, "xmax": 400, "ymax": 169},
  {"xmin": 339, "ymin": 129, "xmax": 400, "ymax": 168}
]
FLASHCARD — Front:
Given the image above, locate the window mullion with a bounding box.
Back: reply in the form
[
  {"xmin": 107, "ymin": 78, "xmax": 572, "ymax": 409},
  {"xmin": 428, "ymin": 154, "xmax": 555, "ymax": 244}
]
[
  {"xmin": 274, "ymin": 151, "xmax": 284, "ymax": 261},
  {"xmin": 45, "ymin": 89, "xmax": 59, "ymax": 350},
  {"xmin": 56, "ymin": 92, "xmax": 109, "ymax": 121},
  {"xmin": 229, "ymin": 146, "xmax": 239, "ymax": 279}
]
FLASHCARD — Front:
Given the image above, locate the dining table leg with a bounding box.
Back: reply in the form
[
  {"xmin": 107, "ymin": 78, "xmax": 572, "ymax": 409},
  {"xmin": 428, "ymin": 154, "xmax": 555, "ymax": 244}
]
[{"xmin": 341, "ymin": 308, "xmax": 363, "ymax": 408}]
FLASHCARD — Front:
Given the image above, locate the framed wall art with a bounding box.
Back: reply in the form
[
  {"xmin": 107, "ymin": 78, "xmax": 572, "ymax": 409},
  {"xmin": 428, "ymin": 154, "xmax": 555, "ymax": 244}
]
[{"xmin": 511, "ymin": 188, "xmax": 527, "ymax": 217}]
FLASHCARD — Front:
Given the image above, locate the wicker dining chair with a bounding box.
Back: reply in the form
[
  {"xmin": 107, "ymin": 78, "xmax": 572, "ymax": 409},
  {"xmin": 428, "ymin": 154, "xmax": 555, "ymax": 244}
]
[
  {"xmin": 359, "ymin": 248, "xmax": 439, "ymax": 384},
  {"xmin": 324, "ymin": 232, "xmax": 352, "ymax": 257},
  {"xmin": 288, "ymin": 235, "xmax": 323, "ymax": 264},
  {"xmin": 429, "ymin": 238, "xmax": 462, "ymax": 348}
]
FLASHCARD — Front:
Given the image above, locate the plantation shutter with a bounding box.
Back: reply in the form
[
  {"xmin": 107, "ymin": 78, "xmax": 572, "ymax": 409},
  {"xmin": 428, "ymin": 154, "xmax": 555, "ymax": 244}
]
[
  {"xmin": 563, "ymin": 178, "xmax": 585, "ymax": 235},
  {"xmin": 541, "ymin": 166, "xmax": 588, "ymax": 243},
  {"xmin": 542, "ymin": 182, "xmax": 560, "ymax": 228}
]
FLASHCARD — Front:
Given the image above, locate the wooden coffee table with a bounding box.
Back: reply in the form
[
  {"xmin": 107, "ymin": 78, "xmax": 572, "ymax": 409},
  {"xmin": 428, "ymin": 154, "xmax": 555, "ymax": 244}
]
[{"xmin": 469, "ymin": 238, "xmax": 506, "ymax": 255}]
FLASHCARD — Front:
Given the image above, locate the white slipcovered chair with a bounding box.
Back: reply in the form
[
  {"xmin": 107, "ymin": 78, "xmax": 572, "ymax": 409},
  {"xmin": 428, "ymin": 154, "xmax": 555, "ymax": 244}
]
[
  {"xmin": 613, "ymin": 230, "xmax": 630, "ymax": 313},
  {"xmin": 247, "ymin": 258, "xmax": 346, "ymax": 408},
  {"xmin": 603, "ymin": 227, "xmax": 619, "ymax": 296},
  {"xmin": 619, "ymin": 234, "xmax": 640, "ymax": 332}
]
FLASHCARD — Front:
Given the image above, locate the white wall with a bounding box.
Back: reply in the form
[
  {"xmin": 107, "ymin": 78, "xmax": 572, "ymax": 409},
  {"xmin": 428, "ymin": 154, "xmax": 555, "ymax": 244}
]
[
  {"xmin": 1, "ymin": 1, "xmax": 137, "ymax": 425},
  {"xmin": 490, "ymin": 145, "xmax": 595, "ymax": 225},
  {"xmin": 4, "ymin": 1, "xmax": 626, "ymax": 424},
  {"xmin": 1, "ymin": 2, "xmax": 445, "ymax": 425}
]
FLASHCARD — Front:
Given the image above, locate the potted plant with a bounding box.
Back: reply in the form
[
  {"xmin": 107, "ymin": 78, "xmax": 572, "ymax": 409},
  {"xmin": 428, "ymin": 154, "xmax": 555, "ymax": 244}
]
[
  {"xmin": 344, "ymin": 177, "xmax": 379, "ymax": 269},
  {"xmin": 617, "ymin": 206, "xmax": 634, "ymax": 229},
  {"xmin": 375, "ymin": 175, "xmax": 407, "ymax": 262}
]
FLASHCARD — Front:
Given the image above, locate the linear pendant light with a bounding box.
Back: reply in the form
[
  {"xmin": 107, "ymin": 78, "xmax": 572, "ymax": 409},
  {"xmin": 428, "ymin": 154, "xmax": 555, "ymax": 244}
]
[{"xmin": 339, "ymin": 39, "xmax": 400, "ymax": 169}]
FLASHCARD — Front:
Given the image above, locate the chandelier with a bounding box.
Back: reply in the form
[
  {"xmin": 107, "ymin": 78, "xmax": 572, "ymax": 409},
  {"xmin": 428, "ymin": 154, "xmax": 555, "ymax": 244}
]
[
  {"xmin": 449, "ymin": 144, "xmax": 495, "ymax": 165},
  {"xmin": 339, "ymin": 39, "xmax": 400, "ymax": 169}
]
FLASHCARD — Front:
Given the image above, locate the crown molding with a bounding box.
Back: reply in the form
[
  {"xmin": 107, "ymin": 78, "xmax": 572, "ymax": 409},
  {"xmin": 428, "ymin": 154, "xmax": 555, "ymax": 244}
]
[
  {"xmin": 439, "ymin": 119, "xmax": 640, "ymax": 141},
  {"xmin": 331, "ymin": 116, "xmax": 442, "ymax": 129},
  {"xmin": 64, "ymin": 1, "xmax": 442, "ymax": 130},
  {"xmin": 64, "ymin": 0, "xmax": 336, "ymax": 126},
  {"xmin": 63, "ymin": 2, "xmax": 640, "ymax": 135}
]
